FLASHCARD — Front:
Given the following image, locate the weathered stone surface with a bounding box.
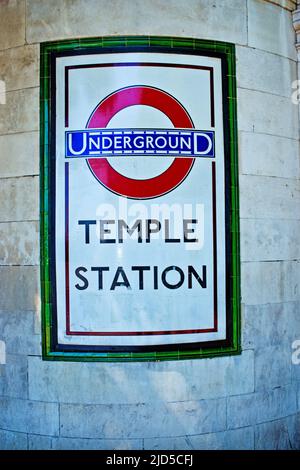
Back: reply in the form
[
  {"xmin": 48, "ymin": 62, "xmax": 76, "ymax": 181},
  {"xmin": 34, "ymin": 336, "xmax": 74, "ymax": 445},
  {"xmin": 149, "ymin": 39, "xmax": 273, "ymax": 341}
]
[
  {"xmin": 60, "ymin": 398, "xmax": 226, "ymax": 438},
  {"xmin": 248, "ymin": 0, "xmax": 296, "ymax": 60},
  {"xmin": 0, "ymin": 221, "xmax": 39, "ymax": 265},
  {"xmin": 297, "ymin": 383, "xmax": 300, "ymax": 409},
  {"xmin": 26, "ymin": 0, "xmax": 247, "ymax": 45},
  {"xmin": 0, "ymin": 354, "xmax": 27, "ymax": 399},
  {"xmin": 190, "ymin": 428, "xmax": 254, "ymax": 450},
  {"xmin": 265, "ymin": 0, "xmax": 296, "ymax": 11},
  {"xmin": 227, "ymin": 385, "xmax": 297, "ymax": 429},
  {"xmin": 0, "ymin": 176, "xmax": 39, "ymax": 222},
  {"xmin": 28, "ymin": 350, "xmax": 254, "ymax": 405},
  {"xmin": 144, "ymin": 427, "xmax": 254, "ymax": 450},
  {"xmin": 254, "ymin": 345, "xmax": 292, "ymax": 391},
  {"xmin": 0, "ymin": 267, "xmax": 40, "ymax": 311},
  {"xmin": 237, "ymin": 46, "xmax": 296, "ymax": 98},
  {"xmin": 28, "ymin": 434, "xmax": 143, "ymax": 450},
  {"xmin": 291, "ymin": 340, "xmax": 300, "ymax": 381},
  {"xmin": 255, "ymin": 415, "xmax": 300, "ymax": 449},
  {"xmin": 0, "ymin": 0, "xmax": 298, "ymax": 452},
  {"xmin": 51, "ymin": 437, "xmax": 143, "ymax": 450},
  {"xmin": 0, "ymin": 132, "xmax": 39, "ymax": 178},
  {"xmin": 239, "ymin": 175, "xmax": 300, "ymax": 221},
  {"xmin": 286, "ymin": 413, "xmax": 300, "ymax": 449},
  {"xmin": 0, "ymin": 0, "xmax": 25, "ymax": 51},
  {"xmin": 143, "ymin": 436, "xmax": 192, "ymax": 450},
  {"xmin": 0, "ymin": 397, "xmax": 59, "ymax": 435},
  {"xmin": 0, "ymin": 310, "xmax": 40, "ymax": 355},
  {"xmin": 239, "ymin": 132, "xmax": 299, "ymax": 179},
  {"xmin": 242, "ymin": 301, "xmax": 300, "ymax": 349},
  {"xmin": 238, "ymin": 89, "xmax": 298, "ymax": 139},
  {"xmin": 0, "ymin": 45, "xmax": 39, "ymax": 92},
  {"xmin": 28, "ymin": 434, "xmax": 52, "ymax": 450},
  {"xmin": 0, "ymin": 88, "xmax": 39, "ymax": 135},
  {"xmin": 240, "ymin": 219, "xmax": 300, "ymax": 262},
  {"xmin": 0, "ymin": 428, "xmax": 27, "ymax": 450},
  {"xmin": 241, "ymin": 261, "xmax": 300, "ymax": 305}
]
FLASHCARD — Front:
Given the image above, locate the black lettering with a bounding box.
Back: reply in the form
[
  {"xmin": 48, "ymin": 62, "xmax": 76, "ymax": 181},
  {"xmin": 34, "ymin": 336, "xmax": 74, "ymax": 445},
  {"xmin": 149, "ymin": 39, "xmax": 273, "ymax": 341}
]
[
  {"xmin": 118, "ymin": 219, "xmax": 142, "ymax": 243},
  {"xmin": 146, "ymin": 219, "xmax": 161, "ymax": 243},
  {"xmin": 164, "ymin": 219, "xmax": 180, "ymax": 243},
  {"xmin": 75, "ymin": 266, "xmax": 89, "ymax": 290},
  {"xmin": 99, "ymin": 220, "xmax": 115, "ymax": 243},
  {"xmin": 131, "ymin": 266, "xmax": 150, "ymax": 289},
  {"xmin": 161, "ymin": 266, "xmax": 184, "ymax": 289},
  {"xmin": 78, "ymin": 220, "xmax": 96, "ymax": 244},
  {"xmin": 188, "ymin": 265, "xmax": 207, "ymax": 288},
  {"xmin": 91, "ymin": 266, "xmax": 109, "ymax": 290},
  {"xmin": 110, "ymin": 267, "xmax": 131, "ymax": 290},
  {"xmin": 184, "ymin": 219, "xmax": 198, "ymax": 243},
  {"xmin": 153, "ymin": 266, "xmax": 158, "ymax": 290}
]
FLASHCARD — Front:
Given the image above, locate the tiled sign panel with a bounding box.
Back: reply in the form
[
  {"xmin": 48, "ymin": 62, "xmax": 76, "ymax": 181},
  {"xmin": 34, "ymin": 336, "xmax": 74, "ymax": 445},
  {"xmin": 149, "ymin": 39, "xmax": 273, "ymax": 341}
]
[{"xmin": 40, "ymin": 37, "xmax": 240, "ymax": 361}]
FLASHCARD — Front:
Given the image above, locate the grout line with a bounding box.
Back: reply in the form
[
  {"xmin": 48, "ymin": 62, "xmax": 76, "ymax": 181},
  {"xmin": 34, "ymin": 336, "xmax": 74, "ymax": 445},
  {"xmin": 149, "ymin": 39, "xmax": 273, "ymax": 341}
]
[
  {"xmin": 0, "ymin": 129, "xmax": 39, "ymax": 137},
  {"xmin": 0, "ymin": 220, "xmax": 39, "ymax": 224},
  {"xmin": 237, "ymin": 85, "xmax": 297, "ymax": 100},
  {"xmin": 0, "ymin": 174, "xmax": 39, "ymax": 181}
]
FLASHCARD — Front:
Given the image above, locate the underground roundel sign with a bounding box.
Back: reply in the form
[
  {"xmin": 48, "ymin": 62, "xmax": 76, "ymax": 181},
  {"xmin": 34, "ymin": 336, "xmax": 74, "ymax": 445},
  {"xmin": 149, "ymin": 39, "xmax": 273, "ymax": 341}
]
[{"xmin": 41, "ymin": 37, "xmax": 240, "ymax": 360}]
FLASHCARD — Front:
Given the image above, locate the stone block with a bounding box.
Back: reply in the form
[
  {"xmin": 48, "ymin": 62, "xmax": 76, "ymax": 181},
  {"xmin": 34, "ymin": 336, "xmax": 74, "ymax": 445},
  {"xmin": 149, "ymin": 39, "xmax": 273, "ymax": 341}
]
[
  {"xmin": 0, "ymin": 310, "xmax": 41, "ymax": 355},
  {"xmin": 51, "ymin": 437, "xmax": 143, "ymax": 450},
  {"xmin": 248, "ymin": 0, "xmax": 296, "ymax": 60},
  {"xmin": 0, "ymin": 176, "xmax": 39, "ymax": 222},
  {"xmin": 0, "ymin": 88, "xmax": 39, "ymax": 136},
  {"xmin": 28, "ymin": 434, "xmax": 52, "ymax": 450},
  {"xmin": 255, "ymin": 417, "xmax": 295, "ymax": 449},
  {"xmin": 239, "ymin": 132, "xmax": 300, "ymax": 179},
  {"xmin": 238, "ymin": 89, "xmax": 298, "ymax": 139},
  {"xmin": 297, "ymin": 382, "xmax": 300, "ymax": 409},
  {"xmin": 227, "ymin": 385, "xmax": 297, "ymax": 429},
  {"xmin": 0, "ymin": 221, "xmax": 39, "ymax": 265},
  {"xmin": 0, "ymin": 397, "xmax": 59, "ymax": 435},
  {"xmin": 291, "ymin": 346, "xmax": 300, "ymax": 382},
  {"xmin": 254, "ymin": 345, "xmax": 292, "ymax": 391},
  {"xmin": 239, "ymin": 175, "xmax": 300, "ymax": 221},
  {"xmin": 240, "ymin": 219, "xmax": 300, "ymax": 262},
  {"xmin": 189, "ymin": 427, "xmax": 254, "ymax": 450},
  {"xmin": 0, "ymin": 266, "xmax": 40, "ymax": 311},
  {"xmin": 236, "ymin": 46, "xmax": 296, "ymax": 98},
  {"xmin": 60, "ymin": 398, "xmax": 226, "ymax": 438},
  {"xmin": 143, "ymin": 436, "xmax": 192, "ymax": 450},
  {"xmin": 242, "ymin": 301, "xmax": 300, "ymax": 349},
  {"xmin": 0, "ymin": 132, "xmax": 39, "ymax": 178},
  {"xmin": 0, "ymin": 45, "xmax": 39, "ymax": 92},
  {"xmin": 0, "ymin": 0, "xmax": 25, "ymax": 51},
  {"xmin": 0, "ymin": 354, "xmax": 28, "ymax": 399},
  {"xmin": 28, "ymin": 350, "xmax": 254, "ymax": 405},
  {"xmin": 241, "ymin": 261, "xmax": 300, "ymax": 305},
  {"xmin": 286, "ymin": 413, "xmax": 300, "ymax": 449},
  {"xmin": 144, "ymin": 427, "xmax": 254, "ymax": 450},
  {"xmin": 26, "ymin": 0, "xmax": 247, "ymax": 45},
  {"xmin": 0, "ymin": 428, "xmax": 27, "ymax": 450}
]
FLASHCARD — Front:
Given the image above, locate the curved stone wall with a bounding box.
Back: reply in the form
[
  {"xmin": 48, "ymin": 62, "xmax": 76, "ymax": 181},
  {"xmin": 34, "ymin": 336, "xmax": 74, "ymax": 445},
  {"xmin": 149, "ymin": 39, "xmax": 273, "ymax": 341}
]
[{"xmin": 0, "ymin": 0, "xmax": 299, "ymax": 450}]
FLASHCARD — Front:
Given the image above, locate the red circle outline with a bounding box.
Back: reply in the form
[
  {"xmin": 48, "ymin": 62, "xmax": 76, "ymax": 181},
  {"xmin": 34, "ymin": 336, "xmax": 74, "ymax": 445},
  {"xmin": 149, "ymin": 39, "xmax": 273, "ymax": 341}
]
[{"xmin": 87, "ymin": 85, "xmax": 194, "ymax": 199}]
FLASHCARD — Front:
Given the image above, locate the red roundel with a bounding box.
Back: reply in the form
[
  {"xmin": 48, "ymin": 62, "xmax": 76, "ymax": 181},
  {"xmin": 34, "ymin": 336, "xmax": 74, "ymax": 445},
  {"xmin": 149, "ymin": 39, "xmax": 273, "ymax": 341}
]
[{"xmin": 86, "ymin": 85, "xmax": 195, "ymax": 199}]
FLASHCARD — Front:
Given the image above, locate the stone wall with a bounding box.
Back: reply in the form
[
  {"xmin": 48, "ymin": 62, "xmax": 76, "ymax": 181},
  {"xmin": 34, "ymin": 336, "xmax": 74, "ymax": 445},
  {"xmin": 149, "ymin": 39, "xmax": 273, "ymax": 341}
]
[{"xmin": 0, "ymin": 0, "xmax": 299, "ymax": 450}]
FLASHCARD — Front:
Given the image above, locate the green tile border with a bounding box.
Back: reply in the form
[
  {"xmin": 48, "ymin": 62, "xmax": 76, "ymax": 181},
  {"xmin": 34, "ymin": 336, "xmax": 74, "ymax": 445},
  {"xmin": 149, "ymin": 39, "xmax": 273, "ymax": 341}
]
[{"xmin": 40, "ymin": 36, "xmax": 240, "ymax": 362}]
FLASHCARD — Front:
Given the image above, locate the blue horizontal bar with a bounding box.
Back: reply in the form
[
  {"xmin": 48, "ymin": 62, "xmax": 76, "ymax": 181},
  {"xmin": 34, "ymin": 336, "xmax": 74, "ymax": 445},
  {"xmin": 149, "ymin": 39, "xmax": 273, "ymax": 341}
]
[{"xmin": 65, "ymin": 128, "xmax": 215, "ymax": 158}]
